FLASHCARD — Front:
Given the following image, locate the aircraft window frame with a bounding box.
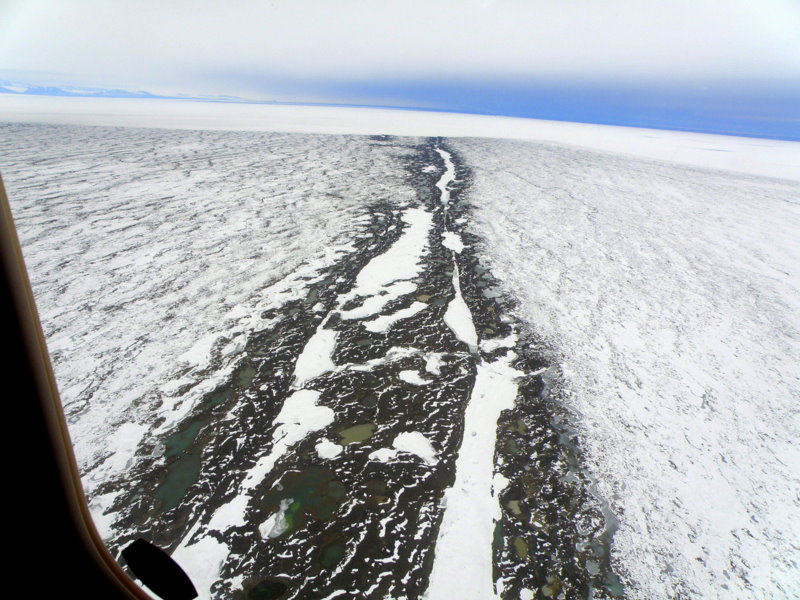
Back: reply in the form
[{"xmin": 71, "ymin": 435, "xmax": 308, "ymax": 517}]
[{"xmin": 1, "ymin": 173, "xmax": 153, "ymax": 600}]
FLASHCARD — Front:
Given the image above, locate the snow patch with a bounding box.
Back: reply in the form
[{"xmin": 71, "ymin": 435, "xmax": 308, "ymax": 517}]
[
  {"xmin": 435, "ymin": 148, "xmax": 456, "ymax": 207},
  {"xmin": 339, "ymin": 280, "xmax": 416, "ymax": 320},
  {"xmin": 259, "ymin": 498, "xmax": 294, "ymax": 539},
  {"xmin": 398, "ymin": 370, "xmax": 432, "ymax": 385},
  {"xmin": 442, "ymin": 231, "xmax": 465, "ymax": 253},
  {"xmin": 315, "ymin": 439, "xmax": 343, "ymax": 459},
  {"xmin": 368, "ymin": 448, "xmax": 398, "ymax": 463},
  {"xmin": 424, "ymin": 352, "xmax": 445, "ymax": 376},
  {"xmin": 363, "ymin": 301, "xmax": 427, "ymax": 332},
  {"xmin": 345, "ymin": 346, "xmax": 422, "ymax": 373},
  {"xmin": 103, "ymin": 422, "xmax": 149, "ymax": 475},
  {"xmin": 293, "ymin": 322, "xmax": 338, "ymax": 387},
  {"xmin": 443, "ymin": 263, "xmax": 478, "ymax": 351},
  {"xmin": 425, "ymin": 350, "xmax": 523, "ymax": 600},
  {"xmin": 369, "ymin": 431, "xmax": 438, "ymax": 466},
  {"xmin": 87, "ymin": 491, "xmax": 121, "ymax": 540},
  {"xmin": 206, "ymin": 495, "xmax": 250, "ymax": 532},
  {"xmin": 347, "ymin": 207, "xmax": 432, "ymax": 297},
  {"xmin": 479, "ymin": 334, "xmax": 516, "ymax": 353},
  {"xmin": 393, "ymin": 431, "xmax": 438, "ymax": 465},
  {"xmin": 171, "ymin": 534, "xmax": 228, "ymax": 600},
  {"xmin": 272, "ymin": 390, "xmax": 335, "ymax": 451}
]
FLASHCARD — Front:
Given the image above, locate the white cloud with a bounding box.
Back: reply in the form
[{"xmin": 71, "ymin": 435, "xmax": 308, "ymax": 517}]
[{"xmin": 1, "ymin": 0, "xmax": 799, "ymax": 95}]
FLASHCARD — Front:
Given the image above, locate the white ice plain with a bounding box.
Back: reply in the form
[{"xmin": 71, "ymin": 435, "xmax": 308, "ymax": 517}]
[
  {"xmin": 452, "ymin": 137, "xmax": 800, "ymax": 600},
  {"xmin": 2, "ymin": 103, "xmax": 799, "ymax": 600}
]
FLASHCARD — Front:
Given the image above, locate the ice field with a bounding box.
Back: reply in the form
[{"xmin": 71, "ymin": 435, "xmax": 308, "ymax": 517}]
[{"xmin": 2, "ymin": 112, "xmax": 797, "ymax": 599}]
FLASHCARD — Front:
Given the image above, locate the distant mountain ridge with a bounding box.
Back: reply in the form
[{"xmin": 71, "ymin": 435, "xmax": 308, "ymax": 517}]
[{"xmin": 0, "ymin": 79, "xmax": 245, "ymax": 102}]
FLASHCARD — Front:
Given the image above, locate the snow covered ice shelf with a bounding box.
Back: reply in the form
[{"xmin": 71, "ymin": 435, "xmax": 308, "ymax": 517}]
[
  {"xmin": 452, "ymin": 137, "xmax": 800, "ymax": 600},
  {"xmin": 3, "ymin": 115, "xmax": 799, "ymax": 600}
]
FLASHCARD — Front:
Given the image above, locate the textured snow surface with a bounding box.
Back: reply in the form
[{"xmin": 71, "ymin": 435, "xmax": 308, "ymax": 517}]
[
  {"xmin": 5, "ymin": 115, "xmax": 799, "ymax": 599},
  {"xmin": 0, "ymin": 122, "xmax": 416, "ymax": 497},
  {"xmin": 453, "ymin": 137, "xmax": 800, "ymax": 600}
]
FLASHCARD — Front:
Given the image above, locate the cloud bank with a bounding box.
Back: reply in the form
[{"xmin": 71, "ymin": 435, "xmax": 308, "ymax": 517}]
[{"xmin": 1, "ymin": 0, "xmax": 799, "ymax": 137}]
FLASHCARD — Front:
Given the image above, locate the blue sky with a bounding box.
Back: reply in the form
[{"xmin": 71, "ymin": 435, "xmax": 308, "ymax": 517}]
[{"xmin": 2, "ymin": 0, "xmax": 799, "ymax": 140}]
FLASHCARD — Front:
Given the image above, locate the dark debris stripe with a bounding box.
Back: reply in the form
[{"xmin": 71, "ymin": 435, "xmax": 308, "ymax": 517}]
[{"xmin": 99, "ymin": 136, "xmax": 623, "ymax": 600}]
